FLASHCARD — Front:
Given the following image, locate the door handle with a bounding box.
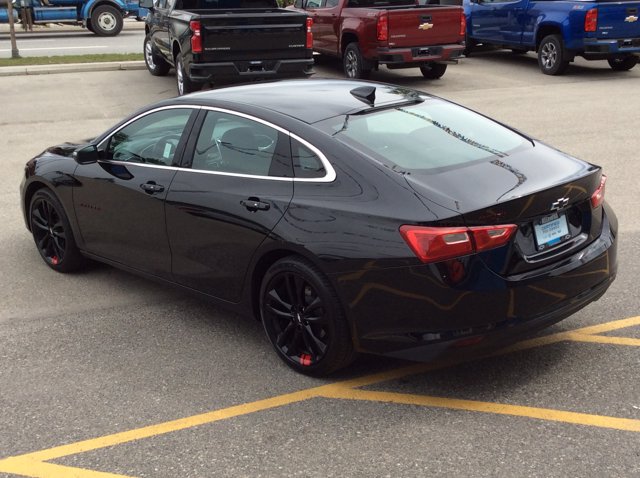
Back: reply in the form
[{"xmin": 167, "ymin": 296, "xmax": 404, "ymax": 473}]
[
  {"xmin": 241, "ymin": 198, "xmax": 270, "ymax": 212},
  {"xmin": 140, "ymin": 182, "xmax": 165, "ymax": 194}
]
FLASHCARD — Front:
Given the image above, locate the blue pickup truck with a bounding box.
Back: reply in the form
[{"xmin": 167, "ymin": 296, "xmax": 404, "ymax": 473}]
[{"xmin": 463, "ymin": 0, "xmax": 640, "ymax": 74}]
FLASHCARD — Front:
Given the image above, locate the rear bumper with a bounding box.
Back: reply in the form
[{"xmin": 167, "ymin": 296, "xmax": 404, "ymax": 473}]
[
  {"xmin": 375, "ymin": 43, "xmax": 465, "ymax": 66},
  {"xmin": 335, "ymin": 206, "xmax": 617, "ymax": 361},
  {"xmin": 582, "ymin": 38, "xmax": 640, "ymax": 59},
  {"xmin": 188, "ymin": 58, "xmax": 314, "ymax": 82}
]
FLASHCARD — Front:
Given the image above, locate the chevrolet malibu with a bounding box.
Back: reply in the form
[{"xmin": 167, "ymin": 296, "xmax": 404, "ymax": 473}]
[{"xmin": 20, "ymin": 79, "xmax": 617, "ymax": 375}]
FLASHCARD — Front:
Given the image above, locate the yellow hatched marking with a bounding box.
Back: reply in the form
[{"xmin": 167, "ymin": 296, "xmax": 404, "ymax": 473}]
[
  {"xmin": 0, "ymin": 458, "xmax": 131, "ymax": 478},
  {"xmin": 319, "ymin": 388, "xmax": 640, "ymax": 433},
  {"xmin": 565, "ymin": 333, "xmax": 640, "ymax": 347}
]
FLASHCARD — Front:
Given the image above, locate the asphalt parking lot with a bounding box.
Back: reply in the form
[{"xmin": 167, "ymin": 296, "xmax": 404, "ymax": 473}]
[{"xmin": 1, "ymin": 51, "xmax": 639, "ymax": 477}]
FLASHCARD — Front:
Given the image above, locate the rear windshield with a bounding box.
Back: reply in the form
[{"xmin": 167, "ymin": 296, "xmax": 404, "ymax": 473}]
[{"xmin": 316, "ymin": 98, "xmax": 529, "ymax": 173}]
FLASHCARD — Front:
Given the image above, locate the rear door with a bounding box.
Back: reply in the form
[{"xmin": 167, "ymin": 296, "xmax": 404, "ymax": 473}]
[
  {"xmin": 595, "ymin": 1, "xmax": 640, "ymax": 39},
  {"xmin": 166, "ymin": 108, "xmax": 294, "ymax": 302},
  {"xmin": 387, "ymin": 6, "xmax": 463, "ymax": 47}
]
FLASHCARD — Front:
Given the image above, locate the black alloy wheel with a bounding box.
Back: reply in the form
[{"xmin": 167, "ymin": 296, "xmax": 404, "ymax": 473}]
[
  {"xmin": 29, "ymin": 189, "xmax": 85, "ymax": 272},
  {"xmin": 260, "ymin": 257, "xmax": 354, "ymax": 376},
  {"xmin": 144, "ymin": 34, "xmax": 170, "ymax": 76},
  {"xmin": 343, "ymin": 43, "xmax": 372, "ymax": 80}
]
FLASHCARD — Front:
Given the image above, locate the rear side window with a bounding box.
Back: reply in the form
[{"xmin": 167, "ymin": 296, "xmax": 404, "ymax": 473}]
[
  {"xmin": 291, "ymin": 138, "xmax": 326, "ymax": 179},
  {"xmin": 318, "ymin": 98, "xmax": 528, "ymax": 173}
]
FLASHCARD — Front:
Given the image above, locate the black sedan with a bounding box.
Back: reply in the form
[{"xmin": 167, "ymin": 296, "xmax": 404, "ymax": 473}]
[{"xmin": 20, "ymin": 79, "xmax": 617, "ymax": 375}]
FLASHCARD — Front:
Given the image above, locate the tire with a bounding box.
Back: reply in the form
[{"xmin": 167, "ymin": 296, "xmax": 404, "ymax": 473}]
[
  {"xmin": 144, "ymin": 34, "xmax": 170, "ymax": 76},
  {"xmin": 607, "ymin": 56, "xmax": 638, "ymax": 71},
  {"xmin": 86, "ymin": 19, "xmax": 94, "ymax": 33},
  {"xmin": 29, "ymin": 189, "xmax": 86, "ymax": 273},
  {"xmin": 90, "ymin": 5, "xmax": 123, "ymax": 37},
  {"xmin": 175, "ymin": 55, "xmax": 201, "ymax": 96},
  {"xmin": 260, "ymin": 257, "xmax": 355, "ymax": 376},
  {"xmin": 343, "ymin": 43, "xmax": 372, "ymax": 79},
  {"xmin": 537, "ymin": 34, "xmax": 569, "ymax": 75},
  {"xmin": 420, "ymin": 63, "xmax": 447, "ymax": 79},
  {"xmin": 463, "ymin": 36, "xmax": 476, "ymax": 56}
]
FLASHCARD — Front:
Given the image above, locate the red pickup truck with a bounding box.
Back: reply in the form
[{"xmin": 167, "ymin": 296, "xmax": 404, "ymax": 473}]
[{"xmin": 292, "ymin": 0, "xmax": 465, "ymax": 79}]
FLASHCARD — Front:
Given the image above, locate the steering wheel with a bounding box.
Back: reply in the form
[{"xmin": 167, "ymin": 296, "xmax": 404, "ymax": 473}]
[
  {"xmin": 152, "ymin": 134, "xmax": 182, "ymax": 163},
  {"xmin": 255, "ymin": 134, "xmax": 275, "ymax": 152}
]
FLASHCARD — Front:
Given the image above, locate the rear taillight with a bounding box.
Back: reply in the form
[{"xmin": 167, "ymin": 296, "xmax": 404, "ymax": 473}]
[
  {"xmin": 585, "ymin": 8, "xmax": 598, "ymax": 32},
  {"xmin": 377, "ymin": 12, "xmax": 388, "ymax": 42},
  {"xmin": 306, "ymin": 17, "xmax": 313, "ymax": 49},
  {"xmin": 460, "ymin": 11, "xmax": 466, "ymax": 37},
  {"xmin": 400, "ymin": 224, "xmax": 517, "ymax": 263},
  {"xmin": 190, "ymin": 20, "xmax": 202, "ymax": 54},
  {"xmin": 591, "ymin": 174, "xmax": 606, "ymax": 208}
]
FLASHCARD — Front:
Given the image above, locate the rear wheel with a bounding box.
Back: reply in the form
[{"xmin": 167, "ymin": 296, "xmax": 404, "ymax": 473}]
[
  {"xmin": 607, "ymin": 56, "xmax": 638, "ymax": 71},
  {"xmin": 343, "ymin": 43, "xmax": 372, "ymax": 79},
  {"xmin": 420, "ymin": 63, "xmax": 447, "ymax": 79},
  {"xmin": 86, "ymin": 19, "xmax": 94, "ymax": 33},
  {"xmin": 260, "ymin": 257, "xmax": 355, "ymax": 376},
  {"xmin": 29, "ymin": 189, "xmax": 85, "ymax": 273},
  {"xmin": 144, "ymin": 34, "xmax": 170, "ymax": 76},
  {"xmin": 537, "ymin": 34, "xmax": 569, "ymax": 75},
  {"xmin": 90, "ymin": 5, "xmax": 123, "ymax": 37},
  {"xmin": 175, "ymin": 55, "xmax": 201, "ymax": 96}
]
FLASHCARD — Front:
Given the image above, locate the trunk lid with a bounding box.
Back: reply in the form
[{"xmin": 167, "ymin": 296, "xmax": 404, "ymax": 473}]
[
  {"xmin": 404, "ymin": 142, "xmax": 604, "ymax": 276},
  {"xmin": 387, "ymin": 6, "xmax": 463, "ymax": 48},
  {"xmin": 595, "ymin": 1, "xmax": 640, "ymax": 39}
]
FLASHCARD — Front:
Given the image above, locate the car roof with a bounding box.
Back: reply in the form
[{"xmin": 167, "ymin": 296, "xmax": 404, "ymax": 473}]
[{"xmin": 172, "ymin": 79, "xmax": 431, "ymax": 124}]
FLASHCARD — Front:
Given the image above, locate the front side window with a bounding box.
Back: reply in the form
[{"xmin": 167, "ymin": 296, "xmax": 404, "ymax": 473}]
[
  {"xmin": 105, "ymin": 108, "xmax": 192, "ymax": 166},
  {"xmin": 191, "ymin": 110, "xmax": 292, "ymax": 177}
]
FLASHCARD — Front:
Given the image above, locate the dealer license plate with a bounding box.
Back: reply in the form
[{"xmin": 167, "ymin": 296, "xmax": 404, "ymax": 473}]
[{"xmin": 534, "ymin": 212, "xmax": 571, "ymax": 251}]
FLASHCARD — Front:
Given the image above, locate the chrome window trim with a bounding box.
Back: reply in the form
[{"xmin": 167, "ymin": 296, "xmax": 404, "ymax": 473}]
[{"xmin": 96, "ymin": 104, "xmax": 337, "ymax": 183}]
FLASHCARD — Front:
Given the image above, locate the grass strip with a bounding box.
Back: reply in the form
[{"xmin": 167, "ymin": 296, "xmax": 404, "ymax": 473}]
[{"xmin": 0, "ymin": 53, "xmax": 143, "ymax": 67}]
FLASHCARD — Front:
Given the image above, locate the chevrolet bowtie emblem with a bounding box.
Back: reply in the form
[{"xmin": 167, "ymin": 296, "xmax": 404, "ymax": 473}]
[
  {"xmin": 625, "ymin": 15, "xmax": 638, "ymax": 22},
  {"xmin": 419, "ymin": 23, "xmax": 434, "ymax": 30},
  {"xmin": 551, "ymin": 197, "xmax": 570, "ymax": 211}
]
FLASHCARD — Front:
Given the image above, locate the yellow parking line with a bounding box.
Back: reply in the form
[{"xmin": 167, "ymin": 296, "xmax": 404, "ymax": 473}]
[
  {"xmin": 0, "ymin": 315, "xmax": 638, "ymax": 478},
  {"xmin": 564, "ymin": 333, "xmax": 640, "ymax": 347},
  {"xmin": 319, "ymin": 389, "xmax": 640, "ymax": 433}
]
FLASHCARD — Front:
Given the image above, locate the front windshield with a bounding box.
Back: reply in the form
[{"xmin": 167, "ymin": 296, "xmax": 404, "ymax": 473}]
[{"xmin": 316, "ymin": 98, "xmax": 529, "ymax": 173}]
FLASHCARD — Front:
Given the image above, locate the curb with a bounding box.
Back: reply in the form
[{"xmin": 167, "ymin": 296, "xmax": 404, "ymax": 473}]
[{"xmin": 0, "ymin": 60, "xmax": 146, "ymax": 77}]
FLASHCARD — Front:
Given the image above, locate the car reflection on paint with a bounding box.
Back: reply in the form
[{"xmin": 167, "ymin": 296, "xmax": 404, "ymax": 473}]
[{"xmin": 19, "ymin": 79, "xmax": 617, "ymax": 375}]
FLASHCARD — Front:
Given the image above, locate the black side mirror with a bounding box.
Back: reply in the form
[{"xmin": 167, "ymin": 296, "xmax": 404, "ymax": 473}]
[
  {"xmin": 73, "ymin": 145, "xmax": 99, "ymax": 165},
  {"xmin": 139, "ymin": 0, "xmax": 154, "ymax": 9}
]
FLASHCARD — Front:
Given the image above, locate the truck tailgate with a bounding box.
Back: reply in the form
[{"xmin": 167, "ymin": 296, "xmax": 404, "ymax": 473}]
[
  {"xmin": 596, "ymin": 1, "xmax": 640, "ymax": 39},
  {"xmin": 196, "ymin": 9, "xmax": 309, "ymax": 61},
  {"xmin": 387, "ymin": 6, "xmax": 462, "ymax": 48}
]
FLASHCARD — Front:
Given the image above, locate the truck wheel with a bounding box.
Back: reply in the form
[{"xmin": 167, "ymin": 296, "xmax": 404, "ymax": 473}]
[
  {"xmin": 343, "ymin": 43, "xmax": 372, "ymax": 79},
  {"xmin": 607, "ymin": 56, "xmax": 638, "ymax": 71},
  {"xmin": 90, "ymin": 5, "xmax": 123, "ymax": 37},
  {"xmin": 144, "ymin": 35, "xmax": 170, "ymax": 76},
  {"xmin": 176, "ymin": 56, "xmax": 201, "ymax": 96},
  {"xmin": 86, "ymin": 19, "xmax": 94, "ymax": 33},
  {"xmin": 420, "ymin": 63, "xmax": 447, "ymax": 79},
  {"xmin": 537, "ymin": 34, "xmax": 568, "ymax": 75}
]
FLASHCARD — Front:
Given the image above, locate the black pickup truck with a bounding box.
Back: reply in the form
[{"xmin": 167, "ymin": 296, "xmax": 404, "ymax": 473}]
[{"xmin": 140, "ymin": 0, "xmax": 314, "ymax": 95}]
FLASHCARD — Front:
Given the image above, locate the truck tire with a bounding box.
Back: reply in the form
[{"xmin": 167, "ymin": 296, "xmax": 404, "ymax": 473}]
[
  {"xmin": 607, "ymin": 56, "xmax": 638, "ymax": 71},
  {"xmin": 90, "ymin": 5, "xmax": 123, "ymax": 37},
  {"xmin": 176, "ymin": 56, "xmax": 201, "ymax": 96},
  {"xmin": 537, "ymin": 34, "xmax": 569, "ymax": 75},
  {"xmin": 86, "ymin": 19, "xmax": 94, "ymax": 33},
  {"xmin": 343, "ymin": 43, "xmax": 372, "ymax": 79},
  {"xmin": 144, "ymin": 34, "xmax": 170, "ymax": 76},
  {"xmin": 420, "ymin": 63, "xmax": 447, "ymax": 79}
]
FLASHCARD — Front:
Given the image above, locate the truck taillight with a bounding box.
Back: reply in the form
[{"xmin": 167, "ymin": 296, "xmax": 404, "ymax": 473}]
[
  {"xmin": 400, "ymin": 224, "xmax": 517, "ymax": 264},
  {"xmin": 585, "ymin": 8, "xmax": 598, "ymax": 32},
  {"xmin": 591, "ymin": 174, "xmax": 606, "ymax": 208},
  {"xmin": 377, "ymin": 12, "xmax": 388, "ymax": 42},
  {"xmin": 190, "ymin": 20, "xmax": 202, "ymax": 54},
  {"xmin": 460, "ymin": 11, "xmax": 466, "ymax": 37},
  {"xmin": 306, "ymin": 17, "xmax": 313, "ymax": 49}
]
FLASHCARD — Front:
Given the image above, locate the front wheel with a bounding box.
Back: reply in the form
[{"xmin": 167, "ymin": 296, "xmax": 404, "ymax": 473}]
[
  {"xmin": 260, "ymin": 257, "xmax": 355, "ymax": 376},
  {"xmin": 29, "ymin": 189, "xmax": 86, "ymax": 273},
  {"xmin": 537, "ymin": 34, "xmax": 569, "ymax": 75},
  {"xmin": 144, "ymin": 35, "xmax": 170, "ymax": 76},
  {"xmin": 343, "ymin": 43, "xmax": 372, "ymax": 79},
  {"xmin": 90, "ymin": 5, "xmax": 123, "ymax": 37},
  {"xmin": 175, "ymin": 56, "xmax": 201, "ymax": 96},
  {"xmin": 607, "ymin": 56, "xmax": 638, "ymax": 71},
  {"xmin": 420, "ymin": 63, "xmax": 447, "ymax": 79}
]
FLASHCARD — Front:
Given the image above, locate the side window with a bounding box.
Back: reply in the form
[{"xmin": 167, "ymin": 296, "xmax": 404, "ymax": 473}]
[
  {"xmin": 293, "ymin": 0, "xmax": 305, "ymax": 7},
  {"xmin": 306, "ymin": 0, "xmax": 323, "ymax": 7},
  {"xmin": 105, "ymin": 109, "xmax": 192, "ymax": 166},
  {"xmin": 154, "ymin": 0, "xmax": 168, "ymax": 8},
  {"xmin": 291, "ymin": 138, "xmax": 326, "ymax": 179},
  {"xmin": 191, "ymin": 110, "xmax": 292, "ymax": 177},
  {"xmin": 325, "ymin": 0, "xmax": 338, "ymax": 6}
]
